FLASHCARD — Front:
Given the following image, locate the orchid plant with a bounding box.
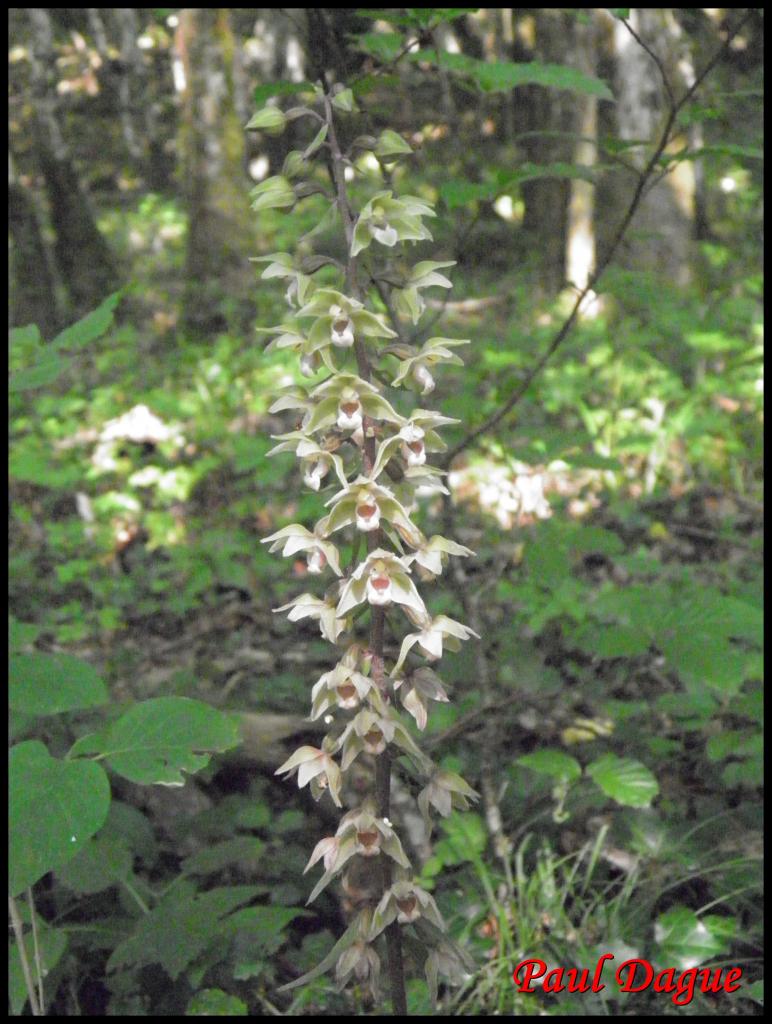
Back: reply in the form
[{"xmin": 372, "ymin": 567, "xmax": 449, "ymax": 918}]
[{"xmin": 250, "ymin": 81, "xmax": 478, "ymax": 1014}]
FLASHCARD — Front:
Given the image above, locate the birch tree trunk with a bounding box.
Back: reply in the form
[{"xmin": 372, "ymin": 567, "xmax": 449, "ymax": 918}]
[
  {"xmin": 565, "ymin": 14, "xmax": 598, "ymax": 294},
  {"xmin": 609, "ymin": 9, "xmax": 695, "ymax": 283},
  {"xmin": 176, "ymin": 8, "xmax": 254, "ymax": 337}
]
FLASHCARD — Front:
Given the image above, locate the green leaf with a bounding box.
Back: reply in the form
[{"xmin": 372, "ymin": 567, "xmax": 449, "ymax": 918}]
[
  {"xmin": 518, "ymin": 749, "xmax": 582, "ymax": 782},
  {"xmin": 9, "ymin": 652, "xmax": 109, "ymax": 715},
  {"xmin": 51, "ymin": 292, "xmax": 121, "ymax": 351},
  {"xmin": 225, "ymin": 906, "xmax": 309, "ymax": 971},
  {"xmin": 331, "ymin": 87, "xmax": 355, "ymax": 112},
  {"xmin": 253, "ymin": 81, "xmax": 313, "ymax": 106},
  {"xmin": 181, "ymin": 836, "xmax": 266, "ymax": 876},
  {"xmin": 9, "ymin": 616, "xmax": 40, "ymax": 653},
  {"xmin": 187, "ymin": 989, "xmax": 247, "ymax": 1016},
  {"xmin": 9, "ymin": 324, "xmax": 41, "ymax": 347},
  {"xmin": 9, "ymin": 349, "xmax": 71, "ymax": 392},
  {"xmin": 354, "ymin": 31, "xmax": 406, "ymax": 64},
  {"xmin": 9, "ymin": 740, "xmax": 111, "ymax": 896},
  {"xmin": 107, "ymin": 881, "xmax": 262, "ymax": 980},
  {"xmin": 92, "ymin": 697, "xmax": 242, "ymax": 785},
  {"xmin": 8, "ymin": 920, "xmax": 68, "ymax": 1015},
  {"xmin": 411, "ymin": 51, "xmax": 614, "ymax": 100},
  {"xmin": 586, "ymin": 754, "xmax": 658, "ymax": 808},
  {"xmin": 56, "ymin": 833, "xmax": 133, "ymax": 894},
  {"xmin": 654, "ymin": 907, "xmax": 736, "ymax": 969}
]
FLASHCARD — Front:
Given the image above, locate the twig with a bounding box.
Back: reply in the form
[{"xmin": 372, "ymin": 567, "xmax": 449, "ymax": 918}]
[
  {"xmin": 443, "ymin": 11, "xmax": 754, "ymax": 466},
  {"xmin": 621, "ymin": 16, "xmax": 675, "ymax": 105},
  {"xmin": 27, "ymin": 887, "xmax": 45, "ymax": 1014},
  {"xmin": 9, "ymin": 894, "xmax": 41, "ymax": 1016}
]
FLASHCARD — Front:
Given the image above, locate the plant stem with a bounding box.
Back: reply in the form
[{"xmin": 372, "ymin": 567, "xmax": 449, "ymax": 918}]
[{"xmin": 323, "ymin": 84, "xmax": 408, "ymax": 1017}]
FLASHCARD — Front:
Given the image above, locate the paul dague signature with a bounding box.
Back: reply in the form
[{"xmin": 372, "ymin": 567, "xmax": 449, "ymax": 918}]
[{"xmin": 513, "ymin": 954, "xmax": 743, "ymax": 1007}]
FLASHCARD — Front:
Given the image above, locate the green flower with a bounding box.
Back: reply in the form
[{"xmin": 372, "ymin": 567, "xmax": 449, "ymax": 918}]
[
  {"xmin": 297, "ymin": 289, "xmax": 396, "ymax": 352},
  {"xmin": 352, "ymin": 191, "xmax": 435, "ymax": 257},
  {"xmin": 261, "ymin": 523, "xmax": 342, "ymax": 576},
  {"xmin": 304, "ymin": 373, "xmax": 403, "ymax": 435},
  {"xmin": 392, "ymin": 260, "xmax": 455, "ymax": 324},
  {"xmin": 391, "ymin": 337, "xmax": 470, "ymax": 394},
  {"xmin": 336, "ymin": 549, "xmax": 426, "ymax": 618},
  {"xmin": 251, "ymin": 252, "xmax": 313, "ymax": 307},
  {"xmin": 266, "ymin": 431, "xmax": 347, "ymax": 491},
  {"xmin": 319, "ymin": 479, "xmax": 418, "ymax": 542}
]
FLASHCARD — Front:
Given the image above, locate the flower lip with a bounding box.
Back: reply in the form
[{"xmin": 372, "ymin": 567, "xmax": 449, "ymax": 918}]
[
  {"xmin": 341, "ymin": 400, "xmax": 361, "ymax": 416},
  {"xmin": 356, "ymin": 828, "xmax": 380, "ymax": 853},
  {"xmin": 364, "ymin": 725, "xmax": 384, "ymax": 749},
  {"xmin": 396, "ymin": 895, "xmax": 417, "ymax": 915}
]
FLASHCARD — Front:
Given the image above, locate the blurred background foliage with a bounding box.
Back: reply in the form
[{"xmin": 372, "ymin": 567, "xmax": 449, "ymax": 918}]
[{"xmin": 9, "ymin": 7, "xmax": 763, "ymax": 1016}]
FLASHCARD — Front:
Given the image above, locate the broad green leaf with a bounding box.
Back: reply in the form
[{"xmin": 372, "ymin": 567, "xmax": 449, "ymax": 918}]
[
  {"xmin": 8, "ymin": 920, "xmax": 68, "ymax": 1015},
  {"xmin": 187, "ymin": 989, "xmax": 247, "ymax": 1016},
  {"xmin": 654, "ymin": 907, "xmax": 736, "ymax": 969},
  {"xmin": 226, "ymin": 906, "xmax": 309, "ymax": 972},
  {"xmin": 56, "ymin": 834, "xmax": 133, "ymax": 894},
  {"xmin": 9, "ymin": 350, "xmax": 71, "ymax": 392},
  {"xmin": 354, "ymin": 31, "xmax": 406, "ymax": 63},
  {"xmin": 92, "ymin": 697, "xmax": 242, "ymax": 785},
  {"xmin": 586, "ymin": 754, "xmax": 659, "ymax": 808},
  {"xmin": 9, "ymin": 616, "xmax": 40, "ymax": 653},
  {"xmin": 51, "ymin": 292, "xmax": 121, "ymax": 351},
  {"xmin": 9, "ymin": 740, "xmax": 111, "ymax": 896},
  {"xmin": 439, "ymin": 812, "xmax": 487, "ymax": 860},
  {"xmin": 518, "ymin": 749, "xmax": 582, "ymax": 782},
  {"xmin": 9, "ymin": 324, "xmax": 41, "ymax": 347},
  {"xmin": 412, "ymin": 51, "xmax": 614, "ymax": 100},
  {"xmin": 253, "ymin": 80, "xmax": 312, "ymax": 106},
  {"xmin": 107, "ymin": 881, "xmax": 261, "ymax": 980},
  {"xmin": 181, "ymin": 836, "xmax": 266, "ymax": 876},
  {"xmin": 9, "ymin": 652, "xmax": 109, "ymax": 715}
]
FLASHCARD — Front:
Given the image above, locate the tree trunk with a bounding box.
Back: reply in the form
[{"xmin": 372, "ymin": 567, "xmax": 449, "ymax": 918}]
[
  {"xmin": 608, "ymin": 9, "xmax": 695, "ymax": 283},
  {"xmin": 565, "ymin": 14, "xmax": 598, "ymax": 294},
  {"xmin": 176, "ymin": 8, "xmax": 254, "ymax": 337},
  {"xmin": 8, "ymin": 151, "xmax": 62, "ymax": 337},
  {"xmin": 518, "ymin": 9, "xmax": 573, "ymax": 297},
  {"xmin": 26, "ymin": 8, "xmax": 120, "ymax": 317}
]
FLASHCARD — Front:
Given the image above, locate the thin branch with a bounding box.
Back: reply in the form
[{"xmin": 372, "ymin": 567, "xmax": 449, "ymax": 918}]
[
  {"xmin": 27, "ymin": 887, "xmax": 45, "ymax": 1014},
  {"xmin": 9, "ymin": 894, "xmax": 41, "ymax": 1016},
  {"xmin": 443, "ymin": 10, "xmax": 753, "ymax": 466},
  {"xmin": 621, "ymin": 16, "xmax": 675, "ymax": 105}
]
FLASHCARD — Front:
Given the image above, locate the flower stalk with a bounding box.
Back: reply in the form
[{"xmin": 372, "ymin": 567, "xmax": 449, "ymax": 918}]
[{"xmin": 251, "ymin": 79, "xmax": 478, "ymax": 1013}]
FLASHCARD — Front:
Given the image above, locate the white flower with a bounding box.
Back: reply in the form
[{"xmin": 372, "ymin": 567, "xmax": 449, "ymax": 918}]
[
  {"xmin": 303, "ymin": 458, "xmax": 328, "ymax": 490},
  {"xmin": 299, "ymin": 351, "xmax": 319, "ymax": 377},
  {"xmin": 330, "ymin": 306, "xmax": 356, "ymax": 348},
  {"xmin": 393, "ymin": 612, "xmax": 480, "ymax": 675},
  {"xmin": 274, "ymin": 745, "xmax": 343, "ymax": 807},
  {"xmin": 337, "ymin": 393, "xmax": 364, "ymax": 431},
  {"xmin": 355, "ymin": 498, "xmax": 381, "ymax": 532},
  {"xmin": 370, "ymin": 222, "xmax": 399, "ymax": 247},
  {"xmin": 413, "ymin": 363, "xmax": 435, "ymax": 395}
]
